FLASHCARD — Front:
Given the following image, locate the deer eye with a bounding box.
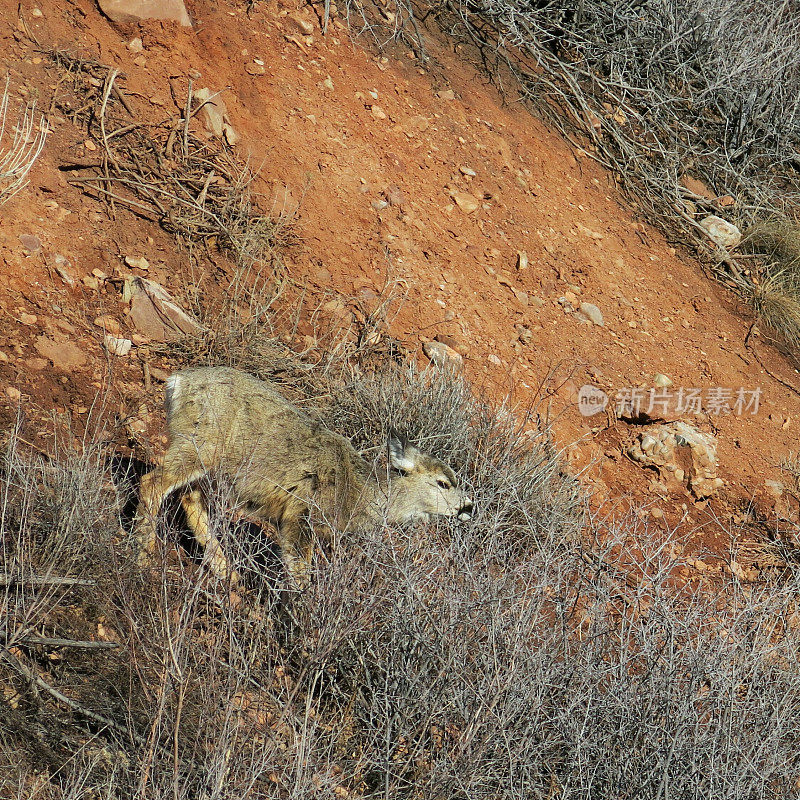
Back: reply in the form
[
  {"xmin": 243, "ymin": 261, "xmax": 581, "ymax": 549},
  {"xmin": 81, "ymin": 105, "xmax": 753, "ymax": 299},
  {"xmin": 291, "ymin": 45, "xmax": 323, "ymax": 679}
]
[{"xmin": 437, "ymin": 479, "xmax": 451, "ymax": 490}]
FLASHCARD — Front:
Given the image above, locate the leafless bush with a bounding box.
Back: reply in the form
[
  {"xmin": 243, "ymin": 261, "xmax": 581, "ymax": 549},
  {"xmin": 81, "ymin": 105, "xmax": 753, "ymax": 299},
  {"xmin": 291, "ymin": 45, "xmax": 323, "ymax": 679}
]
[{"xmin": 0, "ymin": 75, "xmax": 48, "ymax": 206}]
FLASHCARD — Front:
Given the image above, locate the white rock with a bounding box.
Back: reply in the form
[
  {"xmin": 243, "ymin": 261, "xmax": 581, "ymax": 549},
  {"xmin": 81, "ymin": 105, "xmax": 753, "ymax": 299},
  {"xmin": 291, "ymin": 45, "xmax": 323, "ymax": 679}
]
[
  {"xmin": 125, "ymin": 255, "xmax": 150, "ymax": 271},
  {"xmin": 193, "ymin": 88, "xmax": 234, "ymax": 140},
  {"xmin": 654, "ymin": 373, "xmax": 673, "ymax": 388},
  {"xmin": 699, "ymin": 215, "xmax": 741, "ymax": 249},
  {"xmin": 579, "ymin": 302, "xmax": 604, "ymax": 326},
  {"xmin": 104, "ymin": 334, "xmax": 133, "ymax": 357},
  {"xmin": 628, "ymin": 421, "xmax": 720, "ymax": 499},
  {"xmin": 423, "ymin": 341, "xmax": 462, "ymax": 370},
  {"xmin": 451, "ymin": 190, "xmax": 480, "ymax": 214}
]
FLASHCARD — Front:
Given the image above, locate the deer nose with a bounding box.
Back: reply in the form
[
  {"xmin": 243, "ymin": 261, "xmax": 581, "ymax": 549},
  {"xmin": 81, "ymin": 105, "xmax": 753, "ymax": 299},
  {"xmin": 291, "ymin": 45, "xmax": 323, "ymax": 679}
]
[{"xmin": 457, "ymin": 499, "xmax": 474, "ymax": 520}]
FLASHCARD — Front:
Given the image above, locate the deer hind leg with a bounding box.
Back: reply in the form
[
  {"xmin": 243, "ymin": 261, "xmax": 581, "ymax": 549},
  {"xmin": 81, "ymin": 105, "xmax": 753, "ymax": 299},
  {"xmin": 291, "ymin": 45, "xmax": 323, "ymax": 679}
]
[
  {"xmin": 134, "ymin": 459, "xmax": 205, "ymax": 564},
  {"xmin": 180, "ymin": 489, "xmax": 239, "ymax": 582},
  {"xmin": 276, "ymin": 504, "xmax": 314, "ymax": 588}
]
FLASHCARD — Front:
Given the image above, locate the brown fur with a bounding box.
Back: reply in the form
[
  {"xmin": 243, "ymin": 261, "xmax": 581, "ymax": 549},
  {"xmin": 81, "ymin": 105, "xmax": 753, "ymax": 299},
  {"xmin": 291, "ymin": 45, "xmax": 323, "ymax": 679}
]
[{"xmin": 135, "ymin": 367, "xmax": 472, "ymax": 584}]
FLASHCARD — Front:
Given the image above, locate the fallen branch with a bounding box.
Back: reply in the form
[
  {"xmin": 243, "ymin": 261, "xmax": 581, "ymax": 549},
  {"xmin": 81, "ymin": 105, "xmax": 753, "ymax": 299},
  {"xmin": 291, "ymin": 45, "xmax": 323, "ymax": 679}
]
[
  {"xmin": 0, "ymin": 574, "xmax": 96, "ymax": 588},
  {"xmin": 15, "ymin": 635, "xmax": 120, "ymax": 650}
]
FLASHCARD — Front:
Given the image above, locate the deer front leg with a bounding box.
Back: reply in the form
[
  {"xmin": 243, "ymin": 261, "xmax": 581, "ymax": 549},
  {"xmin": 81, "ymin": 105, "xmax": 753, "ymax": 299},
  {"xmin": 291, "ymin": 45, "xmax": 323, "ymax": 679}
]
[
  {"xmin": 276, "ymin": 509, "xmax": 314, "ymax": 589},
  {"xmin": 180, "ymin": 489, "xmax": 240, "ymax": 583},
  {"xmin": 134, "ymin": 465, "xmax": 205, "ymax": 564}
]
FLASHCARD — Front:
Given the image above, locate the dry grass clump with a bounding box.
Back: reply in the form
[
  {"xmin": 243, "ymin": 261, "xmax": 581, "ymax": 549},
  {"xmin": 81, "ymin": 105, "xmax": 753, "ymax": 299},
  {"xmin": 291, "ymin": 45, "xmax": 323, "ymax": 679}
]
[
  {"xmin": 750, "ymin": 270, "xmax": 800, "ymax": 351},
  {"xmin": 740, "ymin": 219, "xmax": 800, "ymax": 349},
  {"xmin": 0, "ymin": 75, "xmax": 48, "ymax": 206},
  {"xmin": 744, "ymin": 219, "xmax": 800, "ymax": 271}
]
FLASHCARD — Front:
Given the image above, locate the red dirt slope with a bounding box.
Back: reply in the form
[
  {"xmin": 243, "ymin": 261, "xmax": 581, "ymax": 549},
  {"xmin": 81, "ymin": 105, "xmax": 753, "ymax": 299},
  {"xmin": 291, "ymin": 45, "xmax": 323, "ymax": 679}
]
[{"xmin": 1, "ymin": 0, "xmax": 799, "ymax": 564}]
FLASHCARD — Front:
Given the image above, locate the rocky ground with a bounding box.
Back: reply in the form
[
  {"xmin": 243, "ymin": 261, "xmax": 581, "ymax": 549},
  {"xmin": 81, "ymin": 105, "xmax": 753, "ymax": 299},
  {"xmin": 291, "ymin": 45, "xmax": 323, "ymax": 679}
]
[{"xmin": 2, "ymin": 0, "xmax": 799, "ymax": 575}]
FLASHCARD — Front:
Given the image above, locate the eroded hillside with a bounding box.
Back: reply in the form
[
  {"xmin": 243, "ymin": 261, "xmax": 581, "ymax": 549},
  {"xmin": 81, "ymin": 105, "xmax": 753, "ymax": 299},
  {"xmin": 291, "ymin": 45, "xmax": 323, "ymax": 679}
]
[{"xmin": 2, "ymin": 0, "xmax": 799, "ymax": 566}]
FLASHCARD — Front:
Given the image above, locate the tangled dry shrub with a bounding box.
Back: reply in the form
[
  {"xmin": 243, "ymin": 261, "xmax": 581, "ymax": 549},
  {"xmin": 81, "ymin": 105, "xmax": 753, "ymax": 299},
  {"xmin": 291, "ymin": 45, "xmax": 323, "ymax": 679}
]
[{"xmin": 321, "ymin": 363, "xmax": 582, "ymax": 559}]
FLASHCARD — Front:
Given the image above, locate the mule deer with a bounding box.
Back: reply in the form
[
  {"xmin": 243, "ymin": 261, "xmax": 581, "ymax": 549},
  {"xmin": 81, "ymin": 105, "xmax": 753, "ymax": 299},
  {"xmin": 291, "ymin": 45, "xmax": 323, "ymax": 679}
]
[{"xmin": 135, "ymin": 367, "xmax": 473, "ymax": 584}]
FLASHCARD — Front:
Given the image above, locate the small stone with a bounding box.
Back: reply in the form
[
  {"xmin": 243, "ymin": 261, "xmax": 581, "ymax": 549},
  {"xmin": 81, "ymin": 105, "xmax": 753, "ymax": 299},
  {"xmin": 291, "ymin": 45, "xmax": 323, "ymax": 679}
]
[
  {"xmin": 459, "ymin": 166, "xmax": 476, "ymax": 177},
  {"xmin": 104, "ymin": 334, "xmax": 133, "ymax": 357},
  {"xmin": 84, "ymin": 140, "xmax": 97, "ymax": 151},
  {"xmin": 435, "ymin": 334, "xmax": 468, "ymax": 357},
  {"xmin": 6, "ymin": 387, "xmax": 21, "ymax": 402},
  {"xmin": 650, "ymin": 508, "xmax": 664, "ymax": 519},
  {"xmin": 289, "ymin": 13, "xmax": 314, "ymax": 34},
  {"xmin": 765, "ymin": 479, "xmax": 784, "ymax": 500},
  {"xmin": 437, "ymin": 89, "xmax": 455, "ymax": 101},
  {"xmin": 82, "ymin": 275, "xmax": 99, "ymax": 290},
  {"xmin": 423, "ymin": 340, "xmax": 462, "ymax": 370},
  {"xmin": 125, "ymin": 255, "xmax": 150, "ymax": 271},
  {"xmin": 98, "ymin": 0, "xmax": 191, "ymax": 26},
  {"xmin": 245, "ymin": 62, "xmax": 266, "ymax": 75},
  {"xmin": 401, "ymin": 115, "xmax": 429, "ymax": 137},
  {"xmin": 193, "ymin": 87, "xmax": 229, "ymax": 138},
  {"xmin": 127, "ymin": 276, "xmax": 205, "ymax": 342},
  {"xmin": 487, "ymin": 354, "xmax": 502, "ymax": 367},
  {"xmin": 34, "ymin": 336, "xmax": 87, "ymax": 370},
  {"xmin": 127, "ymin": 37, "xmax": 144, "ymax": 52},
  {"xmin": 515, "ymin": 324, "xmax": 533, "ymax": 345},
  {"xmin": 385, "ymin": 185, "xmax": 405, "ymax": 207},
  {"xmin": 370, "ymin": 105, "xmax": 387, "ymax": 120},
  {"xmin": 19, "ymin": 234, "xmax": 42, "ymax": 253},
  {"xmin": 19, "ymin": 313, "xmax": 37, "ymax": 326},
  {"xmin": 94, "ymin": 315, "xmax": 121, "ymax": 335},
  {"xmin": 579, "ymin": 302, "xmax": 604, "ymax": 326},
  {"xmin": 223, "ymin": 125, "xmax": 238, "ymax": 145},
  {"xmin": 31, "ymin": 7, "xmax": 43, "ymax": 16},
  {"xmin": 0, "ymin": 351, "xmax": 8, "ymax": 363},
  {"xmin": 451, "ymin": 190, "xmax": 480, "ymax": 214},
  {"xmin": 321, "ymin": 75, "xmax": 335, "ymax": 91},
  {"xmin": 699, "ymin": 215, "xmax": 741, "ymax": 250},
  {"xmin": 557, "ymin": 296, "xmax": 575, "ymax": 313},
  {"xmin": 654, "ymin": 373, "xmax": 673, "ymax": 388},
  {"xmin": 516, "ymin": 251, "xmax": 529, "ymax": 271}
]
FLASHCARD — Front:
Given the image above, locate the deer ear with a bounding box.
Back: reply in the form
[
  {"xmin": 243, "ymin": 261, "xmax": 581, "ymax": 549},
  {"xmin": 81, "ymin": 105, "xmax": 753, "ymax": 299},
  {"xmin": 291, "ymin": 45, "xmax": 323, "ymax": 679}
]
[{"xmin": 388, "ymin": 432, "xmax": 417, "ymax": 472}]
